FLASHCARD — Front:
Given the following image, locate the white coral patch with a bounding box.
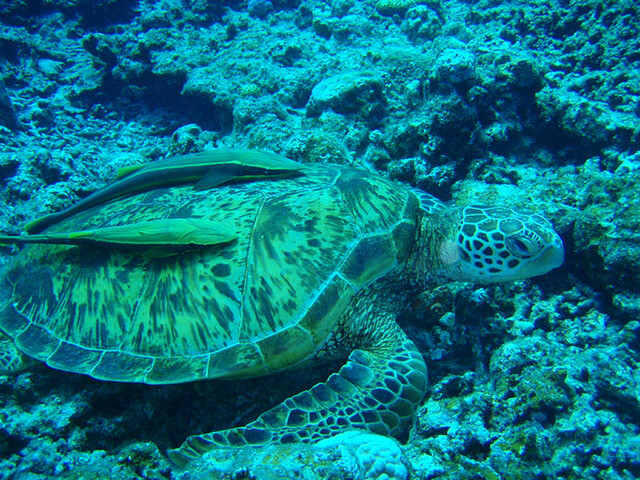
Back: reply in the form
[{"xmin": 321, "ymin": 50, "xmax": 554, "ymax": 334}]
[{"xmin": 315, "ymin": 431, "xmax": 408, "ymax": 480}]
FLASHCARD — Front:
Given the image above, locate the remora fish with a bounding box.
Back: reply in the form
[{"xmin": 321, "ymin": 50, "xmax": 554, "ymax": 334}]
[
  {"xmin": 25, "ymin": 149, "xmax": 302, "ymax": 234},
  {"xmin": 0, "ymin": 218, "xmax": 238, "ymax": 248}
]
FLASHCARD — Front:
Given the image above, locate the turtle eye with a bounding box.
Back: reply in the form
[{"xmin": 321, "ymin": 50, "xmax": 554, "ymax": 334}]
[{"xmin": 505, "ymin": 236, "xmax": 537, "ymax": 258}]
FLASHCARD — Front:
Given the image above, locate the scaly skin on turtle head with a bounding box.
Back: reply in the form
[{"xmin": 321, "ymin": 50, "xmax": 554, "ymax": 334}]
[{"xmin": 420, "ymin": 205, "xmax": 564, "ymax": 285}]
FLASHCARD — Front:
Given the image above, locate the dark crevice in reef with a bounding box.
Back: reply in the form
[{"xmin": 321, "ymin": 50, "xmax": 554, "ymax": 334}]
[
  {"xmin": 0, "ymin": 432, "xmax": 30, "ymax": 459},
  {"xmin": 0, "ymin": 0, "xmax": 140, "ymax": 29},
  {"xmin": 533, "ymin": 122, "xmax": 602, "ymax": 164},
  {"xmin": 73, "ymin": 69, "xmax": 234, "ymax": 135},
  {"xmin": 73, "ymin": 0, "xmax": 141, "ymax": 29}
]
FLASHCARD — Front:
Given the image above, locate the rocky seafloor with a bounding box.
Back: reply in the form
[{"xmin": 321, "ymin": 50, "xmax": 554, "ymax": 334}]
[{"xmin": 0, "ymin": 0, "xmax": 639, "ymax": 479}]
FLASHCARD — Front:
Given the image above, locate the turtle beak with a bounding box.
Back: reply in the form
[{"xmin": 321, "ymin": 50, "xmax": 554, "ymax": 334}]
[{"xmin": 533, "ymin": 234, "xmax": 564, "ymax": 276}]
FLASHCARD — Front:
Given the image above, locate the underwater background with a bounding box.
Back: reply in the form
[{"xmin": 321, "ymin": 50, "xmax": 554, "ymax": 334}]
[{"xmin": 0, "ymin": 0, "xmax": 639, "ymax": 479}]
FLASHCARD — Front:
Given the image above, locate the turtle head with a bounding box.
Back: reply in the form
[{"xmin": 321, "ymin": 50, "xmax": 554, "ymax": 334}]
[{"xmin": 430, "ymin": 205, "xmax": 564, "ymax": 284}]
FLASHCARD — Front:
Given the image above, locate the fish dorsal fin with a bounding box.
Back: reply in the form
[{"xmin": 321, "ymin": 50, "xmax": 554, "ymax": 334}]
[{"xmin": 0, "ymin": 218, "xmax": 237, "ymax": 248}]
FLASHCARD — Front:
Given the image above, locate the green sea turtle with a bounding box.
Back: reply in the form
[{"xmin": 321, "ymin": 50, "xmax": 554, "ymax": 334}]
[{"xmin": 0, "ymin": 149, "xmax": 564, "ymax": 466}]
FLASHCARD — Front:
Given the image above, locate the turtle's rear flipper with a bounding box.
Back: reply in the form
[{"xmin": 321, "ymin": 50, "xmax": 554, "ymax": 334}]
[
  {"xmin": 167, "ymin": 317, "xmax": 427, "ymax": 468},
  {"xmin": 0, "ymin": 331, "xmax": 38, "ymax": 374}
]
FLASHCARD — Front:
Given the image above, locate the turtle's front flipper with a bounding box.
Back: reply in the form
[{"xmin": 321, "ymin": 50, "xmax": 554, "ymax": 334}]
[
  {"xmin": 0, "ymin": 331, "xmax": 38, "ymax": 374},
  {"xmin": 167, "ymin": 316, "xmax": 427, "ymax": 467}
]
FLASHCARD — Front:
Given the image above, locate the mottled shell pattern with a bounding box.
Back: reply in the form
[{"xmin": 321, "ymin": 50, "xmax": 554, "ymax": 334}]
[{"xmin": 0, "ymin": 162, "xmax": 419, "ymax": 384}]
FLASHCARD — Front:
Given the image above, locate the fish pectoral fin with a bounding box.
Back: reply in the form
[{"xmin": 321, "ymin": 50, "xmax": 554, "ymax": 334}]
[
  {"xmin": 193, "ymin": 153, "xmax": 303, "ymax": 191},
  {"xmin": 1, "ymin": 218, "xmax": 238, "ymax": 248},
  {"xmin": 194, "ymin": 164, "xmax": 248, "ymax": 190}
]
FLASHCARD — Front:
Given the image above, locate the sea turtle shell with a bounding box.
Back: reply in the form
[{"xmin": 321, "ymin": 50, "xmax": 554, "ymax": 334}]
[{"xmin": 0, "ymin": 162, "xmax": 419, "ymax": 384}]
